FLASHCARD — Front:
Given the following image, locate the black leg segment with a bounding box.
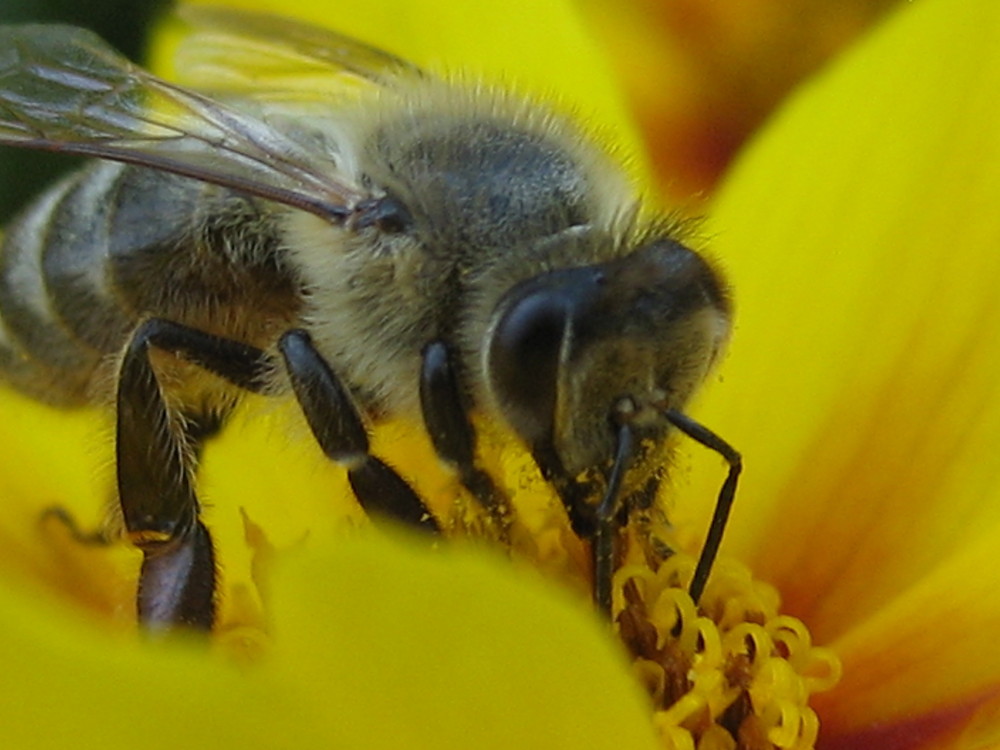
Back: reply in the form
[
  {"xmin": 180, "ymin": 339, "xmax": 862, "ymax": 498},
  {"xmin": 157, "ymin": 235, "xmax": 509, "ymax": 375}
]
[
  {"xmin": 127, "ymin": 318, "xmax": 273, "ymax": 393},
  {"xmin": 117, "ymin": 319, "xmax": 262, "ymax": 629},
  {"xmin": 419, "ymin": 340, "xmax": 505, "ymax": 522},
  {"xmin": 138, "ymin": 519, "xmax": 216, "ymax": 631},
  {"xmin": 117, "ymin": 321, "xmax": 203, "ymax": 549},
  {"xmin": 117, "ymin": 318, "xmax": 276, "ymax": 629},
  {"xmin": 279, "ymin": 329, "xmax": 439, "ymax": 533}
]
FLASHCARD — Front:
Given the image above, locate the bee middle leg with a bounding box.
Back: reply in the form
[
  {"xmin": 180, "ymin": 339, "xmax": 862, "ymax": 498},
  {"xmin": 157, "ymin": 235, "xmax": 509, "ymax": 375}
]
[{"xmin": 278, "ymin": 329, "xmax": 440, "ymax": 532}]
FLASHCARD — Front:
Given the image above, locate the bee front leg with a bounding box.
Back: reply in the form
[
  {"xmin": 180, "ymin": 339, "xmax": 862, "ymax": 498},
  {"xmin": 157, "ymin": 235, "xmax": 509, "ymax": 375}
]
[
  {"xmin": 419, "ymin": 341, "xmax": 507, "ymax": 530},
  {"xmin": 279, "ymin": 329, "xmax": 440, "ymax": 533}
]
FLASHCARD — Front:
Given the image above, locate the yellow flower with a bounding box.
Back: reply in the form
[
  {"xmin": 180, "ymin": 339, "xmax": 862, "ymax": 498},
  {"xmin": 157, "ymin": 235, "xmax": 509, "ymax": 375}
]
[{"xmin": 0, "ymin": 0, "xmax": 996, "ymax": 748}]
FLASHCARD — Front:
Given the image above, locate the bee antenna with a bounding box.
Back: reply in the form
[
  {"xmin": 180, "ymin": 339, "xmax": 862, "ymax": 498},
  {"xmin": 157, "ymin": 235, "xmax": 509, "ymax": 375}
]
[{"xmin": 662, "ymin": 409, "xmax": 742, "ymax": 604}]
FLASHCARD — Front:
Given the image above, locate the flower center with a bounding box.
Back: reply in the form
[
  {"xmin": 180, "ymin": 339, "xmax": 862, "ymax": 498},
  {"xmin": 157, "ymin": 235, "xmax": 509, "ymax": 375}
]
[{"xmin": 614, "ymin": 554, "xmax": 841, "ymax": 750}]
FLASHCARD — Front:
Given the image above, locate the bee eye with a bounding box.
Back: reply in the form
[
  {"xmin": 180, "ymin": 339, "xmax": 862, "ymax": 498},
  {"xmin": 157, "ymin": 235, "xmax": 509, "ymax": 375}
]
[{"xmin": 488, "ymin": 290, "xmax": 567, "ymax": 447}]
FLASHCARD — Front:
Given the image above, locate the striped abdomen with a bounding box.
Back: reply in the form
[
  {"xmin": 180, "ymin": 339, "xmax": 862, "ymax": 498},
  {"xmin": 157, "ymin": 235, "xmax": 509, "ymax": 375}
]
[{"xmin": 0, "ymin": 160, "xmax": 300, "ymax": 406}]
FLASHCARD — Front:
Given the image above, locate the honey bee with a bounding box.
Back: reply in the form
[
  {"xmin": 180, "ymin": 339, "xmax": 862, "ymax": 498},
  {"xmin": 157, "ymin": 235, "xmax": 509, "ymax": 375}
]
[{"xmin": 0, "ymin": 7, "xmax": 740, "ymax": 629}]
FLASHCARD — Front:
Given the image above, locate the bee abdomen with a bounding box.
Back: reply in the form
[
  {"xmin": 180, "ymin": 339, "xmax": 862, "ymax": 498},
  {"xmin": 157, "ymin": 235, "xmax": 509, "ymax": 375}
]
[
  {"xmin": 41, "ymin": 162, "xmax": 137, "ymax": 357},
  {"xmin": 0, "ymin": 165, "xmax": 119, "ymax": 405},
  {"xmin": 0, "ymin": 160, "xmax": 298, "ymax": 407}
]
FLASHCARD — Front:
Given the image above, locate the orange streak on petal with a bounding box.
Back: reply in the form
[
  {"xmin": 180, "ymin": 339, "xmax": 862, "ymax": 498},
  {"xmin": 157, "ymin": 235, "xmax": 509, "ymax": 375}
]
[
  {"xmin": 818, "ymin": 691, "xmax": 997, "ymax": 750},
  {"xmin": 810, "ymin": 529, "xmax": 1000, "ymax": 743},
  {"xmin": 752, "ymin": 297, "xmax": 1000, "ymax": 639}
]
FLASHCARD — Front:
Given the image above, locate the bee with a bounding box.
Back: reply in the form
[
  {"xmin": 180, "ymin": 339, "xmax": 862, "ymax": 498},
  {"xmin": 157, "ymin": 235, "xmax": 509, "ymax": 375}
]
[{"xmin": 0, "ymin": 7, "xmax": 740, "ymax": 630}]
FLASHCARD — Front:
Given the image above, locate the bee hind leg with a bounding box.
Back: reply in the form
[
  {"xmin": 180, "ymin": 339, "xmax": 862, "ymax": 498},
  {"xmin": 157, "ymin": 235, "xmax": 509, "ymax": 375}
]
[
  {"xmin": 279, "ymin": 329, "xmax": 440, "ymax": 533},
  {"xmin": 117, "ymin": 322, "xmax": 223, "ymax": 630},
  {"xmin": 119, "ymin": 320, "xmax": 440, "ymax": 628},
  {"xmin": 117, "ymin": 318, "xmax": 272, "ymax": 631}
]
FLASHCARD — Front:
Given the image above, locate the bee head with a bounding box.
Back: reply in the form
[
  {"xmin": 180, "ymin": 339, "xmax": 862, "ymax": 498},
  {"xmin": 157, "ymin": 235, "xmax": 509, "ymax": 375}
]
[{"xmin": 485, "ymin": 236, "xmax": 730, "ymax": 484}]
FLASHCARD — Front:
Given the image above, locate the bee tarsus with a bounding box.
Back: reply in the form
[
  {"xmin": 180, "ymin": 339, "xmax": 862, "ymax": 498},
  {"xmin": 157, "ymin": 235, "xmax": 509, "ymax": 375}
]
[{"xmin": 39, "ymin": 506, "xmax": 115, "ymax": 546}]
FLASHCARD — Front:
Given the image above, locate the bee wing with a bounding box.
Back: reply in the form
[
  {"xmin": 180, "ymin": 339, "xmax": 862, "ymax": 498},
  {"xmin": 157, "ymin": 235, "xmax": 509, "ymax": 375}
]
[
  {"xmin": 175, "ymin": 5, "xmax": 424, "ymax": 99},
  {"xmin": 0, "ymin": 24, "xmax": 366, "ymax": 221}
]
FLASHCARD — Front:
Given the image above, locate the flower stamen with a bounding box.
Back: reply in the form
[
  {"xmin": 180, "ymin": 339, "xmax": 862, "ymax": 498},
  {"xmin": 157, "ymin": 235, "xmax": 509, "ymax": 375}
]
[{"xmin": 614, "ymin": 555, "xmax": 841, "ymax": 750}]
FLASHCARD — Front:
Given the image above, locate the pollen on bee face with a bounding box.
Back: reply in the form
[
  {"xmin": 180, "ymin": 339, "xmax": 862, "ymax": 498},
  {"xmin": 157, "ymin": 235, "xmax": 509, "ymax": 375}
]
[{"xmin": 613, "ymin": 555, "xmax": 841, "ymax": 750}]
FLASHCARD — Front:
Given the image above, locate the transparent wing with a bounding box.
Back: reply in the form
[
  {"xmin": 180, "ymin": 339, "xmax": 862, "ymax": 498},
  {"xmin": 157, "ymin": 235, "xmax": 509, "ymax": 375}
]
[
  {"xmin": 174, "ymin": 5, "xmax": 424, "ymax": 99},
  {"xmin": 0, "ymin": 24, "xmax": 367, "ymax": 221}
]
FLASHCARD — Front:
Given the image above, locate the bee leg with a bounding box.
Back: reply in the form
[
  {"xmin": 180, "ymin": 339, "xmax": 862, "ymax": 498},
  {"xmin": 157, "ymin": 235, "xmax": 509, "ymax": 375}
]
[
  {"xmin": 117, "ymin": 320, "xmax": 230, "ymax": 630},
  {"xmin": 592, "ymin": 424, "xmax": 634, "ymax": 617},
  {"xmin": 419, "ymin": 341, "xmax": 507, "ymax": 530},
  {"xmin": 279, "ymin": 329, "xmax": 440, "ymax": 533},
  {"xmin": 133, "ymin": 411, "xmax": 229, "ymax": 628},
  {"xmin": 40, "ymin": 410, "xmax": 227, "ymax": 550}
]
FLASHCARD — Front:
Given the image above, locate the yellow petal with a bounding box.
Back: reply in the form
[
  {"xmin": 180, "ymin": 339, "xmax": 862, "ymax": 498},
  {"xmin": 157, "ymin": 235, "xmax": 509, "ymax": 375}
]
[
  {"xmin": 580, "ymin": 0, "xmax": 903, "ymax": 202},
  {"xmin": 0, "ymin": 389, "xmax": 130, "ymax": 621},
  {"xmin": 669, "ymin": 0, "xmax": 1000, "ymax": 742},
  {"xmin": 0, "ymin": 575, "xmax": 293, "ymax": 750},
  {"xmin": 676, "ymin": 0, "xmax": 1000, "ymax": 631},
  {"xmin": 0, "ymin": 529, "xmax": 660, "ymax": 749},
  {"xmin": 265, "ymin": 531, "xmax": 661, "ymax": 748},
  {"xmin": 814, "ymin": 527, "xmax": 1000, "ymax": 747}
]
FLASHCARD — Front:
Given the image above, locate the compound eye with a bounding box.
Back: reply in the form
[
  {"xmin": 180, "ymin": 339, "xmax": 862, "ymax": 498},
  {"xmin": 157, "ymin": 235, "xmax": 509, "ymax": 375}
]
[{"xmin": 488, "ymin": 290, "xmax": 568, "ymax": 447}]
